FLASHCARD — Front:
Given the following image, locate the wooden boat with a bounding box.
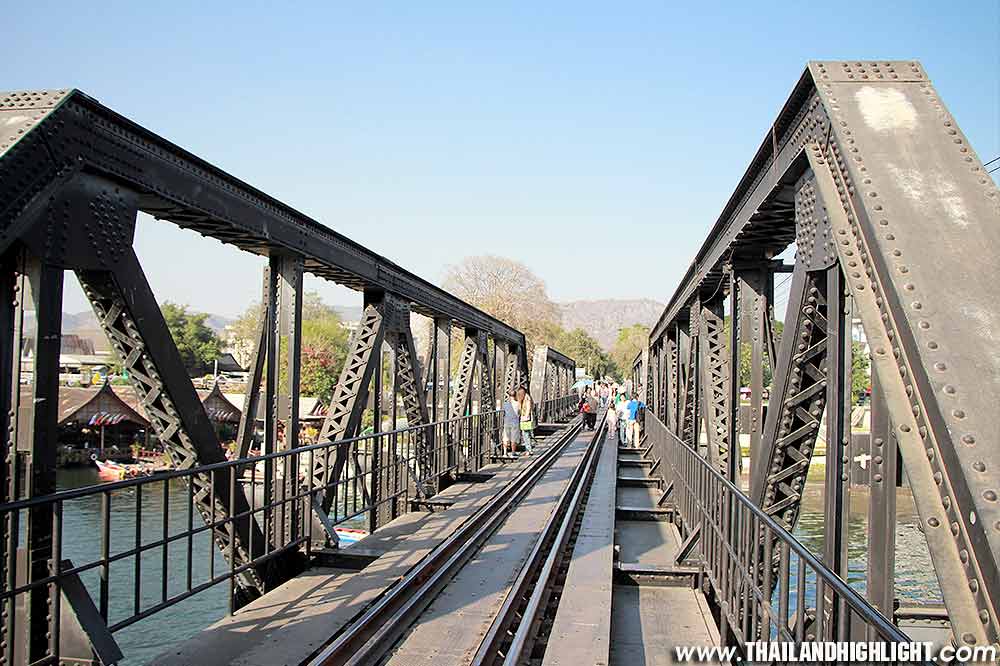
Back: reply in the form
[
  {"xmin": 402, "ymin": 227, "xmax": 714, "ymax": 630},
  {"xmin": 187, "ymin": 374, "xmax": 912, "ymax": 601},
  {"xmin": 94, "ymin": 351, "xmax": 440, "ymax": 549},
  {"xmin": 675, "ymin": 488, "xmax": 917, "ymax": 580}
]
[{"xmin": 92, "ymin": 455, "xmax": 155, "ymax": 481}]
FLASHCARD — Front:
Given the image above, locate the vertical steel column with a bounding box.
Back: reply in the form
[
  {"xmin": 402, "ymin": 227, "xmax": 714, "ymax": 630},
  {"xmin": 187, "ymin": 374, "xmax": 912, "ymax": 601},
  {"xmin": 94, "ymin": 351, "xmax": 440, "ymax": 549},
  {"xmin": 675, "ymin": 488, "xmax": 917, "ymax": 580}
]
[
  {"xmin": 369, "ymin": 344, "xmax": 382, "ymax": 532},
  {"xmin": 0, "ymin": 254, "xmax": 15, "ymax": 666},
  {"xmin": 689, "ymin": 300, "xmax": 701, "ymax": 452},
  {"xmin": 19, "ymin": 254, "xmax": 63, "ymax": 663},
  {"xmin": 315, "ymin": 292, "xmax": 387, "ymax": 516},
  {"xmin": 738, "ymin": 267, "xmax": 771, "ymax": 475},
  {"xmin": 822, "ymin": 265, "xmax": 851, "ymax": 639},
  {"xmin": 261, "ymin": 262, "xmax": 280, "ymax": 546},
  {"xmin": 727, "ymin": 272, "xmax": 742, "ymax": 483},
  {"xmin": 431, "ymin": 319, "xmax": 450, "ymax": 421},
  {"xmin": 676, "ymin": 322, "xmax": 691, "ymax": 441},
  {"xmin": 664, "ymin": 333, "xmax": 677, "ymax": 433},
  {"xmin": 275, "ymin": 255, "xmax": 303, "ymax": 545},
  {"xmin": 867, "ymin": 367, "xmax": 897, "ymax": 617},
  {"xmin": 387, "ymin": 342, "xmax": 398, "ymax": 431},
  {"xmin": 698, "ymin": 295, "xmax": 730, "ymax": 475}
]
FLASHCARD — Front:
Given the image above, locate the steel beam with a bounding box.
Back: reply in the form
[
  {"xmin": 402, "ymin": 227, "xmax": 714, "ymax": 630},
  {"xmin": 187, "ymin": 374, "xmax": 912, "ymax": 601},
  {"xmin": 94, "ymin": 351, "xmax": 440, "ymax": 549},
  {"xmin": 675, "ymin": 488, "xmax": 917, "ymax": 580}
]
[
  {"xmin": 450, "ymin": 333, "xmax": 478, "ymax": 420},
  {"xmin": 867, "ymin": 367, "xmax": 897, "ymax": 618},
  {"xmin": 18, "ymin": 253, "xmax": 63, "ymax": 663},
  {"xmin": 0, "ymin": 90, "xmax": 526, "ymax": 350},
  {"xmin": 0, "ymin": 252, "xmax": 16, "ymax": 666},
  {"xmin": 750, "ymin": 262, "xmax": 828, "ymax": 529},
  {"xmin": 273, "ymin": 254, "xmax": 304, "ymax": 546},
  {"xmin": 431, "ymin": 318, "xmax": 451, "ymax": 422},
  {"xmin": 808, "ymin": 143, "xmax": 997, "ymax": 646},
  {"xmin": 77, "ymin": 248, "xmax": 269, "ymax": 597},
  {"xmin": 314, "ymin": 292, "xmax": 391, "ymax": 515},
  {"xmin": 737, "ymin": 266, "xmax": 773, "ymax": 479},
  {"xmin": 821, "ymin": 264, "xmax": 851, "ymax": 640},
  {"xmin": 726, "ymin": 271, "xmax": 742, "ymax": 483},
  {"xmin": 698, "ymin": 295, "xmax": 731, "ymax": 476}
]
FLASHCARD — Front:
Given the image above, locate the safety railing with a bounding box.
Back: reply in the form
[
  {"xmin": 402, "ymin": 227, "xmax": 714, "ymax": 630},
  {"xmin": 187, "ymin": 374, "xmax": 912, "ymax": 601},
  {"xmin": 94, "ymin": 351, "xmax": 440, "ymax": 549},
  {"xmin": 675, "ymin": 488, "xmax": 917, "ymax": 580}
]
[
  {"xmin": 537, "ymin": 394, "xmax": 578, "ymax": 423},
  {"xmin": 0, "ymin": 409, "xmax": 504, "ymax": 661},
  {"xmin": 644, "ymin": 415, "xmax": 912, "ymax": 650}
]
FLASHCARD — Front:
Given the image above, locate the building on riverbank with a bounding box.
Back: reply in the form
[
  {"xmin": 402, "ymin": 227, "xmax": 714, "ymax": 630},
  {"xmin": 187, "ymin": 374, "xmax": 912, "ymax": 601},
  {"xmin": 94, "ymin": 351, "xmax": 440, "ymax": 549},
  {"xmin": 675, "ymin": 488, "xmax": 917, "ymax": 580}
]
[{"xmin": 24, "ymin": 382, "xmax": 152, "ymax": 466}]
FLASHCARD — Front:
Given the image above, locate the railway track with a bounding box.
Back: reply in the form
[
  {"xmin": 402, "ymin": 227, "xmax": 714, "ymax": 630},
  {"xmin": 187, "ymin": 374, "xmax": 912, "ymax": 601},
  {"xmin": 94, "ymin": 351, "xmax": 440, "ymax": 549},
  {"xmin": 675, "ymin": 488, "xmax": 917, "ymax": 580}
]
[
  {"xmin": 307, "ymin": 416, "xmax": 607, "ymax": 666},
  {"xmin": 472, "ymin": 416, "xmax": 606, "ymax": 666}
]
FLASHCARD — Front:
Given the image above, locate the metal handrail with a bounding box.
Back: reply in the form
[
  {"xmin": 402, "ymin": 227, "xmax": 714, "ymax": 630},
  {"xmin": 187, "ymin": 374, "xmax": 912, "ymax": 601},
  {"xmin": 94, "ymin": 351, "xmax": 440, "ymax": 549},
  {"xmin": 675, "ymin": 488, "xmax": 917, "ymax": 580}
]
[
  {"xmin": 0, "ymin": 411, "xmax": 500, "ymax": 513},
  {"xmin": 644, "ymin": 414, "xmax": 911, "ymax": 647},
  {"xmin": 0, "ymin": 408, "xmax": 509, "ymax": 653}
]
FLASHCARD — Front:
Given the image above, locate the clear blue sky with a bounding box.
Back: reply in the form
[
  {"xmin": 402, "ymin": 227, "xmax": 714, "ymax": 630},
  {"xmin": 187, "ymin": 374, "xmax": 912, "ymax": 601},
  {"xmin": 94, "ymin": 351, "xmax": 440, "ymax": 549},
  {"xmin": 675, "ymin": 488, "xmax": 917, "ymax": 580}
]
[{"xmin": 5, "ymin": 1, "xmax": 998, "ymax": 317}]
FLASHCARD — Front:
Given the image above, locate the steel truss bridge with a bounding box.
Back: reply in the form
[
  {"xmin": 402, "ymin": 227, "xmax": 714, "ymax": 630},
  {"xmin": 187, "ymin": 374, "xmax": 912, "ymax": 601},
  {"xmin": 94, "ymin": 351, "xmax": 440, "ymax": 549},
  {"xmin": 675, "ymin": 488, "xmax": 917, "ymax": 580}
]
[{"xmin": 0, "ymin": 59, "xmax": 996, "ymax": 665}]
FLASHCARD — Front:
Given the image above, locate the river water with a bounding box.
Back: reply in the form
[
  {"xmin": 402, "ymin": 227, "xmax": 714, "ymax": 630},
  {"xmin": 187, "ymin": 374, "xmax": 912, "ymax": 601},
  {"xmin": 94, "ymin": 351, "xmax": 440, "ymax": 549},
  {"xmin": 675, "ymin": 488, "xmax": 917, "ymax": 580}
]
[{"xmin": 56, "ymin": 462, "xmax": 941, "ymax": 664}]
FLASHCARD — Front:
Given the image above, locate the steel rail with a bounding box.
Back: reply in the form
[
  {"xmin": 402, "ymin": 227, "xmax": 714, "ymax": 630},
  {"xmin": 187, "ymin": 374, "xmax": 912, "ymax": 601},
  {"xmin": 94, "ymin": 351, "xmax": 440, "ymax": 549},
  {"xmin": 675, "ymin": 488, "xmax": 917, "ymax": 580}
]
[
  {"xmin": 307, "ymin": 418, "xmax": 585, "ymax": 666},
  {"xmin": 472, "ymin": 413, "xmax": 607, "ymax": 666}
]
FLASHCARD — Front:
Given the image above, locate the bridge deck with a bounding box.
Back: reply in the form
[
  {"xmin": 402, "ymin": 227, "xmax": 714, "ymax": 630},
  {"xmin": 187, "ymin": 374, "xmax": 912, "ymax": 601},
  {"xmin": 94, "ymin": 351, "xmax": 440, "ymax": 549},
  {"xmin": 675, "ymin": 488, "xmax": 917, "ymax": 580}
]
[
  {"xmin": 384, "ymin": 429, "xmax": 593, "ymax": 664},
  {"xmin": 609, "ymin": 439, "xmax": 721, "ymax": 665},
  {"xmin": 542, "ymin": 421, "xmax": 617, "ymax": 666},
  {"xmin": 151, "ymin": 429, "xmax": 570, "ymax": 666},
  {"xmin": 152, "ymin": 424, "xmax": 723, "ymax": 666},
  {"xmin": 610, "ymin": 585, "xmax": 721, "ymax": 665}
]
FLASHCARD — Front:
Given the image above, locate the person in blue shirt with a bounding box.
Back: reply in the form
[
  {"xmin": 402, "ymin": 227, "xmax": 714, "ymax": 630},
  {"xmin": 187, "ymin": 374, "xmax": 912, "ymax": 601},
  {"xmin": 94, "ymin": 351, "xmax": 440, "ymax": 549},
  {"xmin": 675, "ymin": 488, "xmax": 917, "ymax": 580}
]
[{"xmin": 625, "ymin": 394, "xmax": 646, "ymax": 447}]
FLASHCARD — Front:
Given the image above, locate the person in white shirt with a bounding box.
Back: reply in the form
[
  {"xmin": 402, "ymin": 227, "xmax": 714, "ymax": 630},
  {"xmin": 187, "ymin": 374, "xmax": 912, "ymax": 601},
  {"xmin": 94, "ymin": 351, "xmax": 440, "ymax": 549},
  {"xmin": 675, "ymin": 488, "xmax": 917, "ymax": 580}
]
[{"xmin": 502, "ymin": 389, "xmax": 521, "ymax": 455}]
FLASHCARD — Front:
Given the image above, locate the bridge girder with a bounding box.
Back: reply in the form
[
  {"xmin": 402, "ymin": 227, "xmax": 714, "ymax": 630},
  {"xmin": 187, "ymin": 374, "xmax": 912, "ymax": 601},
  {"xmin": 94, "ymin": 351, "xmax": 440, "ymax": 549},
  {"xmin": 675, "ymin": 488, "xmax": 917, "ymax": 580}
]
[
  {"xmin": 645, "ymin": 61, "xmax": 1000, "ymax": 648},
  {"xmin": 0, "ymin": 87, "xmax": 573, "ymax": 625}
]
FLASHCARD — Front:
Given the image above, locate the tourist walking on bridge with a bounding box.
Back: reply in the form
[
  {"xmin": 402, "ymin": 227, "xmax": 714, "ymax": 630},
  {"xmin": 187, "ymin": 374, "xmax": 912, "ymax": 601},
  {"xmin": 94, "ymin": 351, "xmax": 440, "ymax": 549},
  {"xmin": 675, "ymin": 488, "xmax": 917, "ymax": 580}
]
[
  {"xmin": 516, "ymin": 386, "xmax": 535, "ymax": 455},
  {"xmin": 616, "ymin": 393, "xmax": 629, "ymax": 443},
  {"xmin": 606, "ymin": 396, "xmax": 618, "ymax": 441},
  {"xmin": 502, "ymin": 388, "xmax": 521, "ymax": 456},
  {"xmin": 625, "ymin": 393, "xmax": 646, "ymax": 447},
  {"xmin": 584, "ymin": 389, "xmax": 599, "ymax": 430}
]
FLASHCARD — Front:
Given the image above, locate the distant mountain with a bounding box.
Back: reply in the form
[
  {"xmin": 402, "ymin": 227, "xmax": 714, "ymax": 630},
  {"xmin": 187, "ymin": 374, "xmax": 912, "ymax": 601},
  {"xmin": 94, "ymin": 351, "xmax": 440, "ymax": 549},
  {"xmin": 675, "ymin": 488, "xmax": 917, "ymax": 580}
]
[
  {"xmin": 332, "ymin": 305, "xmax": 363, "ymax": 323},
  {"xmin": 55, "ymin": 310, "xmax": 235, "ymax": 334},
  {"xmin": 558, "ymin": 299, "xmax": 664, "ymax": 351},
  {"xmin": 203, "ymin": 314, "xmax": 235, "ymax": 332}
]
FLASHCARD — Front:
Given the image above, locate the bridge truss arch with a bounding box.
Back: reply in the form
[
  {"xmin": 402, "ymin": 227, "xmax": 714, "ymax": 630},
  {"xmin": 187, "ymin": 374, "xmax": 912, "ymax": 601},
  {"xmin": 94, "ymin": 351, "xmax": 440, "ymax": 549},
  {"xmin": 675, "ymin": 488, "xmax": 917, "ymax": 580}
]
[
  {"xmin": 0, "ymin": 88, "xmax": 578, "ymax": 661},
  {"xmin": 643, "ymin": 61, "xmax": 1000, "ymax": 650}
]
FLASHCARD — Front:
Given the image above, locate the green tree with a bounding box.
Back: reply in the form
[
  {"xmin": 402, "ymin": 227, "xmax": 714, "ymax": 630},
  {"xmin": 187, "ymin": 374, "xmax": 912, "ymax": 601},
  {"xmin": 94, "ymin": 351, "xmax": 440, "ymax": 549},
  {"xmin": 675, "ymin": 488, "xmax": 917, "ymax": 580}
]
[
  {"xmin": 557, "ymin": 328, "xmax": 614, "ymax": 379},
  {"xmin": 610, "ymin": 324, "xmax": 650, "ymax": 380},
  {"xmin": 161, "ymin": 302, "xmax": 221, "ymax": 376},
  {"xmin": 851, "ymin": 341, "xmax": 871, "ymax": 404},
  {"xmin": 231, "ymin": 291, "xmax": 351, "ymax": 400}
]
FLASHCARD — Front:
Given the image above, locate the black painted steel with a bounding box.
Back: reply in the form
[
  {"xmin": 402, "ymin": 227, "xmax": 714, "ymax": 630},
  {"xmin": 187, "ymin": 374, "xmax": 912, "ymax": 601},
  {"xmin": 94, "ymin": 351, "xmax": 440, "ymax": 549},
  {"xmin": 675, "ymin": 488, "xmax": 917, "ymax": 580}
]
[{"xmin": 642, "ymin": 61, "xmax": 1000, "ymax": 649}]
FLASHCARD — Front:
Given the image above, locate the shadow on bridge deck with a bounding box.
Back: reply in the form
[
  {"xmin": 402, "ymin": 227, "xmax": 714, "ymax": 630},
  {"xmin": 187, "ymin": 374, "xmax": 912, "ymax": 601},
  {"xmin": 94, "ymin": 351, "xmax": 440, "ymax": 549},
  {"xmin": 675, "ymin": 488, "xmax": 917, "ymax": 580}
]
[{"xmin": 150, "ymin": 434, "xmax": 565, "ymax": 666}]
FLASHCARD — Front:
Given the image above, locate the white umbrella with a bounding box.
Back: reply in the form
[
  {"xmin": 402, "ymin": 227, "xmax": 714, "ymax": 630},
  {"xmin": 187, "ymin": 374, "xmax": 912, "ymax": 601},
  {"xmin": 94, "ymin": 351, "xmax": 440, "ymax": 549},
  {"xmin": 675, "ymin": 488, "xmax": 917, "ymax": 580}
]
[{"xmin": 570, "ymin": 378, "xmax": 594, "ymax": 390}]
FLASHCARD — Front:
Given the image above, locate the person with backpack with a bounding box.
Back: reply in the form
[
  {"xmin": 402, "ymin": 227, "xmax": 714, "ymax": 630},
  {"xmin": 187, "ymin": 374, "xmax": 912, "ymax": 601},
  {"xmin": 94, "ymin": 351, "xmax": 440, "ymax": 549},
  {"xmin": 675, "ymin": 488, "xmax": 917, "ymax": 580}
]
[{"xmin": 625, "ymin": 393, "xmax": 646, "ymax": 447}]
